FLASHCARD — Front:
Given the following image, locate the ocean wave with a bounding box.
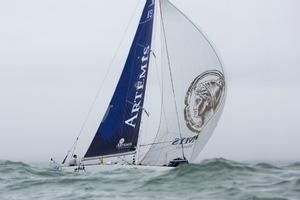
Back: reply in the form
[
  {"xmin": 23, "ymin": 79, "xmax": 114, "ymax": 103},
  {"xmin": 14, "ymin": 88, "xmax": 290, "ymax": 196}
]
[
  {"xmin": 286, "ymin": 162, "xmax": 300, "ymax": 169},
  {"xmin": 254, "ymin": 162, "xmax": 282, "ymax": 170},
  {"xmin": 0, "ymin": 160, "xmax": 62, "ymax": 179},
  {"xmin": 295, "ymin": 178, "xmax": 300, "ymax": 186},
  {"xmin": 1, "ymin": 158, "xmax": 297, "ymax": 176},
  {"xmin": 0, "ymin": 159, "xmax": 299, "ymax": 200}
]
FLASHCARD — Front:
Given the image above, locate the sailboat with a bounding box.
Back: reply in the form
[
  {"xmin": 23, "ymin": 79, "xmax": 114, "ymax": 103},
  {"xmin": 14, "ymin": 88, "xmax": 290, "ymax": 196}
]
[{"xmin": 57, "ymin": 0, "xmax": 226, "ymax": 171}]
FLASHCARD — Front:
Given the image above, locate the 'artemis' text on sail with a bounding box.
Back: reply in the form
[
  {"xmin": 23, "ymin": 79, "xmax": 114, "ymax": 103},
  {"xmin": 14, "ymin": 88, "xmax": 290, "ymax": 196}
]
[{"xmin": 125, "ymin": 45, "xmax": 151, "ymax": 128}]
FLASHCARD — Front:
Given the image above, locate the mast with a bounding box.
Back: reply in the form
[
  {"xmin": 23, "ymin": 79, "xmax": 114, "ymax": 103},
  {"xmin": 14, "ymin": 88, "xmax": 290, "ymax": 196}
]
[{"xmin": 83, "ymin": 0, "xmax": 156, "ymax": 161}]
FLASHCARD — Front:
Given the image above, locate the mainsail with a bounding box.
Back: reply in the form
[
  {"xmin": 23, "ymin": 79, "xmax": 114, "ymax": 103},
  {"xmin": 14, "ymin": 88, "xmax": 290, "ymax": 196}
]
[{"xmin": 84, "ymin": 0, "xmax": 155, "ymax": 160}]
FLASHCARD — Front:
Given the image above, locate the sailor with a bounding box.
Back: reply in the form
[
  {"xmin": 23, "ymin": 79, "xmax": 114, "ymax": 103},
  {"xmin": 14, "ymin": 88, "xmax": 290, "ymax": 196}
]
[
  {"xmin": 49, "ymin": 158, "xmax": 60, "ymax": 170},
  {"xmin": 69, "ymin": 154, "xmax": 78, "ymax": 166},
  {"xmin": 99, "ymin": 158, "xmax": 104, "ymax": 165},
  {"xmin": 168, "ymin": 157, "xmax": 189, "ymax": 167}
]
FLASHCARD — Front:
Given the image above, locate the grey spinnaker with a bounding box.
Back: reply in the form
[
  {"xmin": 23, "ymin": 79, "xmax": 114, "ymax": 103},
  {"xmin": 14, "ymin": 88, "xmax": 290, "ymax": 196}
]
[{"xmin": 140, "ymin": 0, "xmax": 226, "ymax": 166}]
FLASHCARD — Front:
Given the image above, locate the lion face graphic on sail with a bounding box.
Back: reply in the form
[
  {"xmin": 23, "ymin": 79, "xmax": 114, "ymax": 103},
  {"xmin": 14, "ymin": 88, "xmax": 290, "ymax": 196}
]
[{"xmin": 184, "ymin": 70, "xmax": 225, "ymax": 133}]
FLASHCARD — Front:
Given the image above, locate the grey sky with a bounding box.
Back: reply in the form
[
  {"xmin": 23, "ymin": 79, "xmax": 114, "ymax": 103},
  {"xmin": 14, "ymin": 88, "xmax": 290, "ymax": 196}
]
[{"xmin": 0, "ymin": 0, "xmax": 299, "ymax": 162}]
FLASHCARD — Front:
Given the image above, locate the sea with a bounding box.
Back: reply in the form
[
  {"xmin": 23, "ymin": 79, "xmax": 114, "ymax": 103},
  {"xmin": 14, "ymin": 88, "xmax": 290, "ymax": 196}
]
[{"xmin": 0, "ymin": 158, "xmax": 299, "ymax": 200}]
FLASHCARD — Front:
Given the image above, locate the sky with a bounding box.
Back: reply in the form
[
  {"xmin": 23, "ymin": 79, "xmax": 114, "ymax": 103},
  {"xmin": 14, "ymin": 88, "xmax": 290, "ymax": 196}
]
[{"xmin": 0, "ymin": 0, "xmax": 299, "ymax": 163}]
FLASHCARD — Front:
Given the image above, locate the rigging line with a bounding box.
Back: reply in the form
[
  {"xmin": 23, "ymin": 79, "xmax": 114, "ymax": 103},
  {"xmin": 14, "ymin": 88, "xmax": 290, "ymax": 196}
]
[
  {"xmin": 159, "ymin": 0, "xmax": 186, "ymax": 159},
  {"xmin": 62, "ymin": 1, "xmax": 143, "ymax": 162}
]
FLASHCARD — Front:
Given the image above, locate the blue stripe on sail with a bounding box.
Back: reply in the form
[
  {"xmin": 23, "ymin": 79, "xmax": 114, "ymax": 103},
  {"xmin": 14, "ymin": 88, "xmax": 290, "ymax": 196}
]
[{"xmin": 85, "ymin": 0, "xmax": 155, "ymax": 158}]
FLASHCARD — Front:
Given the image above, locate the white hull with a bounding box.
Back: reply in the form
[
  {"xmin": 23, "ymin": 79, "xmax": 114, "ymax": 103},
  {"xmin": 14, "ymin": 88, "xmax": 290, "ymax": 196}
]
[{"xmin": 60, "ymin": 164, "xmax": 173, "ymax": 173}]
